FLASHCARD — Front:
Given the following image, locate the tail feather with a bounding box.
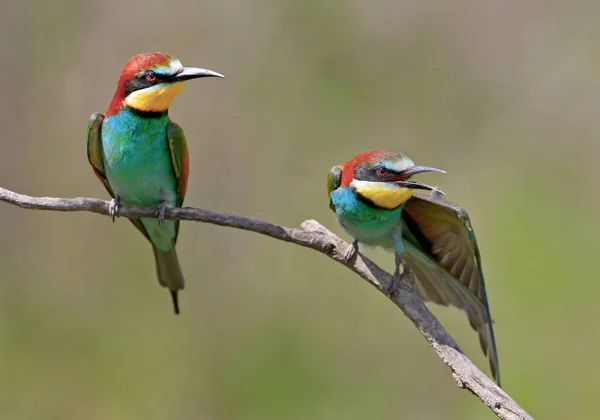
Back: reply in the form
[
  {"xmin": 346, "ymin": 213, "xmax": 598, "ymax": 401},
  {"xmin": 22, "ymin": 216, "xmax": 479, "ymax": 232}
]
[
  {"xmin": 170, "ymin": 290, "xmax": 180, "ymax": 315},
  {"xmin": 152, "ymin": 245, "xmax": 185, "ymax": 314}
]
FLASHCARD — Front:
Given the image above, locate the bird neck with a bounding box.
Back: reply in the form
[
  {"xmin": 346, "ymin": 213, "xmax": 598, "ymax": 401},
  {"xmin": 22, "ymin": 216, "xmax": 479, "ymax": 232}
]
[
  {"xmin": 106, "ymin": 80, "xmax": 128, "ymax": 116},
  {"xmin": 110, "ymin": 105, "xmax": 167, "ymax": 122},
  {"xmin": 106, "ymin": 82, "xmax": 183, "ymax": 116},
  {"xmin": 330, "ymin": 187, "xmax": 405, "ymax": 232},
  {"xmin": 106, "ymin": 107, "xmax": 169, "ymax": 135},
  {"xmin": 125, "ymin": 82, "xmax": 184, "ymax": 113},
  {"xmin": 351, "ymin": 180, "xmax": 413, "ymax": 210}
]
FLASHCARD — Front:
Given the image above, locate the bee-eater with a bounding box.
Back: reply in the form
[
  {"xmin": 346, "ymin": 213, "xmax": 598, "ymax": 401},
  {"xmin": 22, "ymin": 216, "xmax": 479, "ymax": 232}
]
[
  {"xmin": 327, "ymin": 150, "xmax": 500, "ymax": 385},
  {"xmin": 86, "ymin": 52, "xmax": 223, "ymax": 314}
]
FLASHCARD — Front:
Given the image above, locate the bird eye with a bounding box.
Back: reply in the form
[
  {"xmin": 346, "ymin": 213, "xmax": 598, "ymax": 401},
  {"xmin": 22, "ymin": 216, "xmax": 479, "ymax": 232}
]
[
  {"xmin": 146, "ymin": 71, "xmax": 157, "ymax": 82},
  {"xmin": 376, "ymin": 167, "xmax": 388, "ymax": 177}
]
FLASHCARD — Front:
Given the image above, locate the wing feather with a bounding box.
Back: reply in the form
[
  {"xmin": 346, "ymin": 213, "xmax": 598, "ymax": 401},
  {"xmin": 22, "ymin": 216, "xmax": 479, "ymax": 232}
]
[
  {"xmin": 166, "ymin": 121, "xmax": 189, "ymax": 207},
  {"xmin": 86, "ymin": 113, "xmax": 114, "ymax": 197},
  {"xmin": 166, "ymin": 121, "xmax": 189, "ymax": 241},
  {"xmin": 327, "ymin": 166, "xmax": 343, "ymax": 211},
  {"xmin": 402, "ymin": 192, "xmax": 500, "ymax": 385}
]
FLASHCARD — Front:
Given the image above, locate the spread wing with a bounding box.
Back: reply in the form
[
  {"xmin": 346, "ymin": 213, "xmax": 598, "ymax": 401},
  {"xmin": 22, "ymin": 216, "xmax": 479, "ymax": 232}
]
[
  {"xmin": 86, "ymin": 112, "xmax": 150, "ymax": 241},
  {"xmin": 327, "ymin": 165, "xmax": 343, "ymax": 211},
  {"xmin": 166, "ymin": 121, "xmax": 189, "ymax": 240},
  {"xmin": 402, "ymin": 191, "xmax": 500, "ymax": 386}
]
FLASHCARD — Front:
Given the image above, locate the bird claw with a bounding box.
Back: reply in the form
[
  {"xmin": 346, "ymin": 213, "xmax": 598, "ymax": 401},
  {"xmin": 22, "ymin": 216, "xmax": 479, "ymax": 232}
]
[
  {"xmin": 109, "ymin": 197, "xmax": 120, "ymax": 222},
  {"xmin": 387, "ymin": 253, "xmax": 404, "ymax": 297},
  {"xmin": 342, "ymin": 240, "xmax": 359, "ymax": 263},
  {"xmin": 387, "ymin": 272, "xmax": 400, "ymax": 297},
  {"xmin": 155, "ymin": 202, "xmax": 168, "ymax": 225}
]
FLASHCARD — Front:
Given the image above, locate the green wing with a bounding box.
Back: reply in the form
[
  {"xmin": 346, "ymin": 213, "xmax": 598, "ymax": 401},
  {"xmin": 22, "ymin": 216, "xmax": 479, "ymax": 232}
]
[
  {"xmin": 166, "ymin": 121, "xmax": 189, "ymax": 241},
  {"xmin": 327, "ymin": 165, "xmax": 343, "ymax": 211},
  {"xmin": 87, "ymin": 113, "xmax": 114, "ymax": 197},
  {"xmin": 166, "ymin": 121, "xmax": 189, "ymax": 207},
  {"xmin": 402, "ymin": 191, "xmax": 501, "ymax": 386},
  {"xmin": 86, "ymin": 112, "xmax": 150, "ymax": 241}
]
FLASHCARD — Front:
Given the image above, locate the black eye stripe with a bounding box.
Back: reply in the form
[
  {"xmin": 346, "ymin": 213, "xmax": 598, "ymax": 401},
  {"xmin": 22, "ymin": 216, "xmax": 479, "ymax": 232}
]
[
  {"xmin": 138, "ymin": 72, "xmax": 171, "ymax": 81},
  {"xmin": 354, "ymin": 164, "xmax": 401, "ymax": 182},
  {"xmin": 125, "ymin": 72, "xmax": 173, "ymax": 96},
  {"xmin": 374, "ymin": 166, "xmax": 400, "ymax": 176}
]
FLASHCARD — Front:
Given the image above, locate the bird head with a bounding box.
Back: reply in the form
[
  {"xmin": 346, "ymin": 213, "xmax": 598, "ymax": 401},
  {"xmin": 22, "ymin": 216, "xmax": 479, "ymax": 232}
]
[
  {"xmin": 106, "ymin": 52, "xmax": 223, "ymax": 115},
  {"xmin": 339, "ymin": 150, "xmax": 445, "ymax": 209}
]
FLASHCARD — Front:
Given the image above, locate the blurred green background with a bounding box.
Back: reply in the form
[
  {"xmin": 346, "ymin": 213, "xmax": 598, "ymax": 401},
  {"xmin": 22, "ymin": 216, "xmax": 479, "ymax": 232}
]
[{"xmin": 1, "ymin": 1, "xmax": 598, "ymax": 418}]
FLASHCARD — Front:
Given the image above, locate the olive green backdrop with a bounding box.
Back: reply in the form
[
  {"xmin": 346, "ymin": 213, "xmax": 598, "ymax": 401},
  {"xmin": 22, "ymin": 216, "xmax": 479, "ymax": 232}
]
[{"xmin": 1, "ymin": 1, "xmax": 598, "ymax": 419}]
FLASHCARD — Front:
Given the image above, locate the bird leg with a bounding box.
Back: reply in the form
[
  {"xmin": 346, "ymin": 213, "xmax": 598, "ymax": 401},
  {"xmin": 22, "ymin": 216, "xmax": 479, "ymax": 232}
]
[
  {"xmin": 155, "ymin": 201, "xmax": 168, "ymax": 225},
  {"xmin": 387, "ymin": 252, "xmax": 403, "ymax": 297},
  {"xmin": 342, "ymin": 240, "xmax": 359, "ymax": 262},
  {"xmin": 109, "ymin": 196, "xmax": 120, "ymax": 222}
]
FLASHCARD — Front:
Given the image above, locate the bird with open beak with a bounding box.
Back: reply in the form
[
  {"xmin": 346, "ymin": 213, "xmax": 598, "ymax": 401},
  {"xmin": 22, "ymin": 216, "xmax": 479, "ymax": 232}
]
[{"xmin": 327, "ymin": 149, "xmax": 501, "ymax": 385}]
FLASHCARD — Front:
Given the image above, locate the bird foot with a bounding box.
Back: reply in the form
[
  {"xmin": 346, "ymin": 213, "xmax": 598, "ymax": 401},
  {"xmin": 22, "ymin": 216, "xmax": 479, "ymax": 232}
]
[
  {"xmin": 109, "ymin": 197, "xmax": 120, "ymax": 222},
  {"xmin": 387, "ymin": 253, "xmax": 404, "ymax": 297},
  {"xmin": 155, "ymin": 202, "xmax": 168, "ymax": 225},
  {"xmin": 342, "ymin": 240, "xmax": 359, "ymax": 263},
  {"xmin": 387, "ymin": 272, "xmax": 401, "ymax": 297}
]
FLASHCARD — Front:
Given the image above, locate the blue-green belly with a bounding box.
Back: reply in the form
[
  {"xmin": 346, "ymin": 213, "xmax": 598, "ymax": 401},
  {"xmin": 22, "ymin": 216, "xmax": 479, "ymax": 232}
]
[{"xmin": 101, "ymin": 109, "xmax": 177, "ymax": 251}]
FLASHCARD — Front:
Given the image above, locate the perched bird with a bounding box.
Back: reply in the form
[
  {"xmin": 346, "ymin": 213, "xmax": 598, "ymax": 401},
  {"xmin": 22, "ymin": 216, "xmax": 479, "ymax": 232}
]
[
  {"xmin": 327, "ymin": 150, "xmax": 500, "ymax": 385},
  {"xmin": 87, "ymin": 52, "xmax": 223, "ymax": 314}
]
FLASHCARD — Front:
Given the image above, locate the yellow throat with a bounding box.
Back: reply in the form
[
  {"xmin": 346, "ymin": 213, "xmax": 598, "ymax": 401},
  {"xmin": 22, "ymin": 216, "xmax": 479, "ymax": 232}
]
[
  {"xmin": 352, "ymin": 180, "xmax": 414, "ymax": 209},
  {"xmin": 125, "ymin": 82, "xmax": 185, "ymax": 112}
]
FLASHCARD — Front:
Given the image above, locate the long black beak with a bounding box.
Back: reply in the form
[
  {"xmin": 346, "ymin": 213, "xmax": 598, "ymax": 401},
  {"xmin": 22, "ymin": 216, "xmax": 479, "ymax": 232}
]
[
  {"xmin": 173, "ymin": 67, "xmax": 225, "ymax": 81},
  {"xmin": 394, "ymin": 180, "xmax": 445, "ymax": 194},
  {"xmin": 394, "ymin": 165, "xmax": 446, "ymax": 193},
  {"xmin": 401, "ymin": 165, "xmax": 446, "ymax": 177}
]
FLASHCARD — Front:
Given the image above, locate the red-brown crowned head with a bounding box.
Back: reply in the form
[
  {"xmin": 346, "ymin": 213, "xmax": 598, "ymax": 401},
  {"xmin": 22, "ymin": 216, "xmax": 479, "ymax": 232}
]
[
  {"xmin": 106, "ymin": 52, "xmax": 223, "ymax": 115},
  {"xmin": 339, "ymin": 149, "xmax": 445, "ymax": 188}
]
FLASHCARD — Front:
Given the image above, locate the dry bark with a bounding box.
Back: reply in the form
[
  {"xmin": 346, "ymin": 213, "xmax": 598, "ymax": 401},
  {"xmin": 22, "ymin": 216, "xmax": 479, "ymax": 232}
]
[{"xmin": 0, "ymin": 186, "xmax": 533, "ymax": 420}]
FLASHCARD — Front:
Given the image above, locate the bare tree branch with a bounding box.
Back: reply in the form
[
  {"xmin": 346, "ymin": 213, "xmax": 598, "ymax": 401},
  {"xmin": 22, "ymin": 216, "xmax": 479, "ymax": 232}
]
[{"xmin": 0, "ymin": 186, "xmax": 532, "ymax": 420}]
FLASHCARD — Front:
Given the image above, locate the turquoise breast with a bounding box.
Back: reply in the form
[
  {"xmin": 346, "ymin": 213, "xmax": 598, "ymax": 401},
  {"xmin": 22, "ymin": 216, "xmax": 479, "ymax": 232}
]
[
  {"xmin": 101, "ymin": 108, "xmax": 178, "ymax": 251},
  {"xmin": 330, "ymin": 187, "xmax": 403, "ymax": 247},
  {"xmin": 101, "ymin": 108, "xmax": 176, "ymax": 206}
]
